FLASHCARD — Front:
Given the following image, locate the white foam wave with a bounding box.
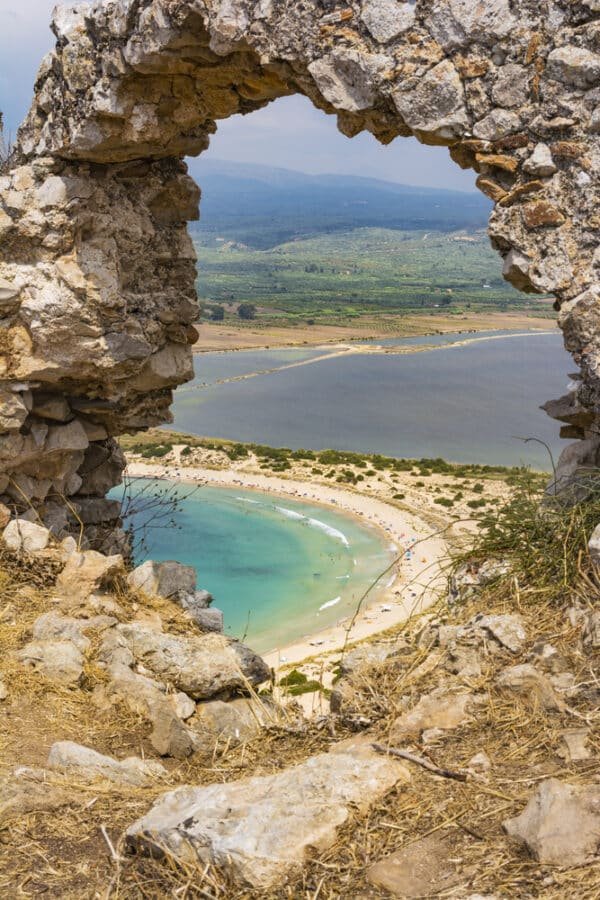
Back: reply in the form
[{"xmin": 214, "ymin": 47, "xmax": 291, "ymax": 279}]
[
  {"xmin": 274, "ymin": 506, "xmax": 350, "ymax": 546},
  {"xmin": 319, "ymin": 596, "xmax": 341, "ymax": 611},
  {"xmin": 236, "ymin": 497, "xmax": 261, "ymax": 505}
]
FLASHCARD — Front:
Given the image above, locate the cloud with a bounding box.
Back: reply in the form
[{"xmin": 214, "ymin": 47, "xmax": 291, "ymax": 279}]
[{"xmin": 0, "ymin": 2, "xmax": 477, "ymax": 192}]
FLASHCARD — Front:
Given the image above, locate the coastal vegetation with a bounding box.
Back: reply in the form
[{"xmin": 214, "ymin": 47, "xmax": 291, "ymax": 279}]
[
  {"xmin": 120, "ymin": 429, "xmax": 547, "ymax": 525},
  {"xmin": 194, "ymin": 228, "xmax": 552, "ymax": 328}
]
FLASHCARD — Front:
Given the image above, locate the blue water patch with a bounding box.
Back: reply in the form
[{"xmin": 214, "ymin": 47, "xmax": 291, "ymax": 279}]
[{"xmin": 113, "ymin": 480, "xmax": 396, "ymax": 653}]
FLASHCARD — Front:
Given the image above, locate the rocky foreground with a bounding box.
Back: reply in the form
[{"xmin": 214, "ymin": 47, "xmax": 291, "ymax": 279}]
[{"xmin": 0, "ymin": 515, "xmax": 599, "ymax": 897}]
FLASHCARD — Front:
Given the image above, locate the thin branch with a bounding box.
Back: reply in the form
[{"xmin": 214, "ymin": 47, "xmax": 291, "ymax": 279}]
[{"xmin": 371, "ymin": 742, "xmax": 468, "ymax": 782}]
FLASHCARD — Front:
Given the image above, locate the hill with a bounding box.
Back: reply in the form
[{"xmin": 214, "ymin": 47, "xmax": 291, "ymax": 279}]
[{"xmin": 187, "ymin": 159, "xmax": 491, "ymax": 249}]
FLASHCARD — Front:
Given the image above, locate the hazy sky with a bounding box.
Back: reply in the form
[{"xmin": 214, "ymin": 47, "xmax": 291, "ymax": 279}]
[{"xmin": 0, "ymin": 0, "xmax": 477, "ymax": 191}]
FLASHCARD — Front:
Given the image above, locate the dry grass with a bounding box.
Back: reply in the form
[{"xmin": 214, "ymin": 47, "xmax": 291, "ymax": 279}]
[{"xmin": 1, "ymin": 479, "xmax": 600, "ymax": 897}]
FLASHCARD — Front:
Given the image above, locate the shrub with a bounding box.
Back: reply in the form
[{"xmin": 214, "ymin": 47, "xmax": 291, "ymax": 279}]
[{"xmin": 237, "ymin": 302, "xmax": 256, "ymax": 320}]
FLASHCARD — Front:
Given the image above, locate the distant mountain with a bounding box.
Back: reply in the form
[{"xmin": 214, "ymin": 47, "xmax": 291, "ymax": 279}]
[{"xmin": 187, "ymin": 159, "xmax": 491, "ymax": 249}]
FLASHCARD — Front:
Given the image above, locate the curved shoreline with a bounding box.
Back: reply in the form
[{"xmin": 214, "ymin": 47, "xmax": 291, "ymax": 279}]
[{"xmin": 126, "ymin": 461, "xmax": 448, "ymax": 667}]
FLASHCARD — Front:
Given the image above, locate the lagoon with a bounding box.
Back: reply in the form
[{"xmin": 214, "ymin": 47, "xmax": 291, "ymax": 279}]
[{"xmin": 172, "ymin": 330, "xmax": 570, "ymax": 470}]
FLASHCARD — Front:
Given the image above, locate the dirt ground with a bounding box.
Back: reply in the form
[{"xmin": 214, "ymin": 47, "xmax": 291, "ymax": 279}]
[{"xmin": 193, "ymin": 311, "xmax": 555, "ymax": 352}]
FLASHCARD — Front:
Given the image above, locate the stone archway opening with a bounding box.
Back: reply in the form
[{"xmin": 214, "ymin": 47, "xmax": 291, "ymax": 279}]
[{"xmin": 0, "ymin": 0, "xmax": 598, "ymax": 548}]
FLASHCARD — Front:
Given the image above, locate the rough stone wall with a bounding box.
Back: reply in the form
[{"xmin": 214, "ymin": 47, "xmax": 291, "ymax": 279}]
[{"xmin": 0, "ymin": 0, "xmax": 599, "ymax": 542}]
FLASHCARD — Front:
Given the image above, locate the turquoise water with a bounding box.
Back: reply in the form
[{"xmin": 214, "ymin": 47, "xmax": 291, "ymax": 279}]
[
  {"xmin": 114, "ymin": 481, "xmax": 397, "ymax": 653},
  {"xmin": 172, "ymin": 331, "xmax": 569, "ymax": 469}
]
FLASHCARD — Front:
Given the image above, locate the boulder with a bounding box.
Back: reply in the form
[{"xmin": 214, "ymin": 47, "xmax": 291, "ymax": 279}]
[
  {"xmin": 47, "ymin": 741, "xmax": 166, "ymax": 785},
  {"xmin": 127, "ymin": 559, "xmax": 196, "ymax": 598},
  {"xmin": 496, "ymin": 664, "xmax": 564, "ymax": 711},
  {"xmin": 32, "ymin": 612, "xmax": 116, "ymax": 651},
  {"xmin": 190, "ymin": 607, "xmax": 224, "ymax": 633},
  {"xmin": 390, "ymin": 687, "xmax": 476, "ymax": 741},
  {"xmin": 393, "ymin": 59, "xmax": 468, "ymax": 145},
  {"xmin": 105, "ymin": 624, "xmax": 270, "ymax": 699},
  {"xmin": 56, "ymin": 550, "xmax": 124, "ymax": 597},
  {"xmin": 367, "ymin": 833, "xmax": 463, "ymax": 897},
  {"xmin": 2, "ymin": 519, "xmax": 50, "ymax": 553},
  {"xmin": 126, "ymin": 740, "xmax": 410, "ymax": 889},
  {"xmin": 103, "ymin": 664, "xmax": 199, "ymax": 759},
  {"xmin": 189, "ymin": 697, "xmax": 280, "ymax": 750},
  {"xmin": 504, "ymin": 779, "xmax": 600, "ymax": 866},
  {"xmin": 16, "ymin": 640, "xmax": 84, "ymax": 685},
  {"xmin": 340, "ymin": 639, "xmax": 405, "ymax": 675},
  {"xmin": 470, "ymin": 613, "xmax": 527, "ymax": 654},
  {"xmin": 0, "ymin": 771, "xmax": 73, "ymax": 821}
]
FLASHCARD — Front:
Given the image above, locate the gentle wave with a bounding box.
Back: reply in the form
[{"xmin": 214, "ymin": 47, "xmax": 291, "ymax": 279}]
[
  {"xmin": 319, "ymin": 596, "xmax": 341, "ymax": 611},
  {"xmin": 275, "ymin": 505, "xmax": 350, "ymax": 546}
]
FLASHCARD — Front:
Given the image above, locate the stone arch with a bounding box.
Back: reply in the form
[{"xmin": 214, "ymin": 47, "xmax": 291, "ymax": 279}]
[{"xmin": 0, "ymin": 0, "xmax": 599, "ymax": 546}]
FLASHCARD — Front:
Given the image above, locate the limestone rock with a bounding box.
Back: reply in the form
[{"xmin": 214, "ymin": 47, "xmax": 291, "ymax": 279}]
[
  {"xmin": 504, "ymin": 779, "xmax": 600, "ymax": 866},
  {"xmin": 103, "ymin": 623, "xmax": 270, "ymax": 699},
  {"xmin": 340, "ymin": 639, "xmax": 404, "ymax": 675},
  {"xmin": 126, "ymin": 741, "xmax": 410, "ymax": 888},
  {"xmin": 429, "ymin": 0, "xmax": 515, "ymax": 50},
  {"xmin": 308, "ymin": 49, "xmax": 389, "ymax": 113},
  {"xmin": 393, "ymin": 59, "xmax": 468, "ymax": 145},
  {"xmin": 547, "ymin": 46, "xmax": 600, "ymax": 89},
  {"xmin": 31, "ymin": 393, "xmax": 72, "ymax": 422},
  {"xmin": 558, "ymin": 729, "xmax": 592, "ymax": 763},
  {"xmin": 492, "ymin": 64, "xmax": 530, "ymax": 109},
  {"xmin": 56, "ymin": 550, "xmax": 124, "ymax": 596},
  {"xmin": 2, "ymin": 519, "xmax": 50, "ymax": 553},
  {"xmin": 189, "ymin": 696, "xmax": 281, "ymax": 750},
  {"xmin": 16, "ymin": 640, "xmax": 84, "ymax": 685},
  {"xmin": 102, "ymin": 663, "xmax": 199, "ymax": 759},
  {"xmin": 47, "ymin": 741, "xmax": 166, "ymax": 785},
  {"xmin": 32, "ymin": 611, "xmax": 115, "ymax": 651},
  {"xmin": 524, "ymin": 144, "xmax": 557, "ymax": 178},
  {"xmin": 360, "ymin": 0, "xmax": 416, "ymax": 43},
  {"xmin": 0, "ymin": 390, "xmax": 29, "ymax": 432},
  {"xmin": 367, "ymin": 833, "xmax": 462, "ymax": 897},
  {"xmin": 0, "ymin": 771, "xmax": 73, "ymax": 821},
  {"xmin": 469, "ymin": 613, "xmax": 527, "ymax": 653},
  {"xmin": 127, "ymin": 559, "xmax": 196, "ymax": 598},
  {"xmin": 390, "ymin": 687, "xmax": 476, "ymax": 741},
  {"xmin": 191, "ymin": 607, "xmax": 224, "ymax": 633},
  {"xmin": 496, "ymin": 664, "xmax": 564, "ymax": 711}
]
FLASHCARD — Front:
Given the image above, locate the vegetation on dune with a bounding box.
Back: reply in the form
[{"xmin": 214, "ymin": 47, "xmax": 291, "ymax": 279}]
[{"xmin": 122, "ymin": 430, "xmax": 542, "ymax": 481}]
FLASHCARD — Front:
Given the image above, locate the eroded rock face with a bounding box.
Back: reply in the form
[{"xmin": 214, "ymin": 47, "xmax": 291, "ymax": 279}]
[{"xmin": 0, "ymin": 0, "xmax": 599, "ymax": 529}]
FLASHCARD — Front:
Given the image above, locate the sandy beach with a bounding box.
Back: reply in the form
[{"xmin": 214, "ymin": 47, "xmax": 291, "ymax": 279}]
[{"xmin": 126, "ymin": 460, "xmax": 448, "ymax": 668}]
